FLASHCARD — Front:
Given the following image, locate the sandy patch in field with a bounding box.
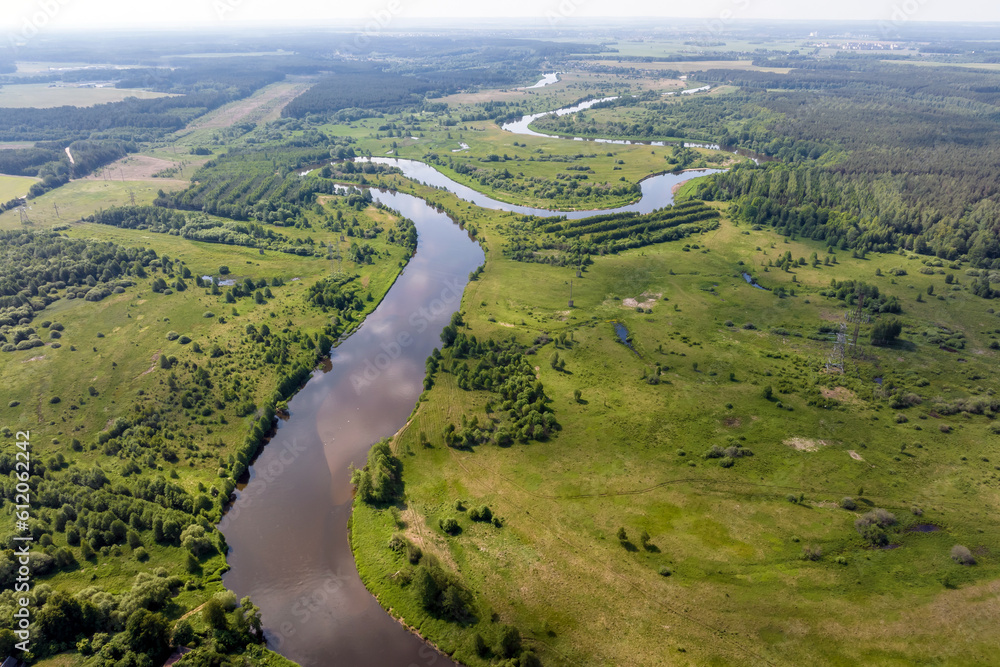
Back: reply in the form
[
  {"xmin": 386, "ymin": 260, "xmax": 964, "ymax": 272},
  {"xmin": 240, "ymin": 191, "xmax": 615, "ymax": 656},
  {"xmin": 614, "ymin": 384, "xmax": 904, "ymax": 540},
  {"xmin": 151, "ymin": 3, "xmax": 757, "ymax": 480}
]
[
  {"xmin": 139, "ymin": 351, "xmax": 161, "ymax": 377},
  {"xmin": 723, "ymin": 417, "xmax": 742, "ymax": 427},
  {"xmin": 848, "ymin": 450, "xmax": 864, "ymax": 461},
  {"xmin": 401, "ymin": 505, "xmax": 457, "ymax": 570},
  {"xmin": 622, "ymin": 292, "xmax": 662, "ymax": 309},
  {"xmin": 84, "ymin": 154, "xmax": 193, "ymax": 185},
  {"xmin": 497, "ymin": 322, "xmax": 514, "ymax": 328},
  {"xmin": 820, "ymin": 386, "xmax": 860, "ymax": 404},
  {"xmin": 22, "ymin": 355, "xmax": 45, "ymax": 363},
  {"xmin": 784, "ymin": 437, "xmax": 829, "ymax": 452}
]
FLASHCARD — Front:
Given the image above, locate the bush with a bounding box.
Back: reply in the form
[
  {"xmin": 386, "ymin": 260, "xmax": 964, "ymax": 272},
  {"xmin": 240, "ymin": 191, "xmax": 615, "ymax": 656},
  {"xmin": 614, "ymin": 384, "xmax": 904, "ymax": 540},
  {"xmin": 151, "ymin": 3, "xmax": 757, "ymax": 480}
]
[
  {"xmin": 203, "ymin": 311, "xmax": 215, "ymax": 318},
  {"xmin": 497, "ymin": 626, "xmax": 522, "ymax": 659},
  {"xmin": 840, "ymin": 497, "xmax": 857, "ymax": 511},
  {"xmin": 658, "ymin": 566, "xmax": 672, "ymax": 576},
  {"xmin": 178, "ymin": 335, "xmax": 192, "ymax": 345},
  {"xmin": 134, "ymin": 547, "xmax": 149, "ymax": 562},
  {"xmin": 165, "ymin": 331, "xmax": 180, "ymax": 341},
  {"xmin": 439, "ymin": 517, "xmax": 460, "ymax": 535},
  {"xmin": 801, "ymin": 545, "xmax": 822, "ymax": 561},
  {"xmin": 951, "ymin": 545, "xmax": 976, "ymax": 565}
]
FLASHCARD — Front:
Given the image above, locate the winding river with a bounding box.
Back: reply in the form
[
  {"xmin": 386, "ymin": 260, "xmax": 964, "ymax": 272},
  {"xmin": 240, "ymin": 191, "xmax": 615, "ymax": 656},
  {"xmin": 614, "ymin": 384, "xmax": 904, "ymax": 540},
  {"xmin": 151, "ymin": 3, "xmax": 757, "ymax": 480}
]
[{"xmin": 220, "ymin": 120, "xmax": 726, "ymax": 667}]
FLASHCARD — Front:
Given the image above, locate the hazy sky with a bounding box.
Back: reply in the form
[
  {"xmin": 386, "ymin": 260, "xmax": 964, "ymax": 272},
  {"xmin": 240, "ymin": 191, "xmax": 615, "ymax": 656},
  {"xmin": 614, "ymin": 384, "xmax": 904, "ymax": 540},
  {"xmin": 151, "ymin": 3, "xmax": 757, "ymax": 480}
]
[{"xmin": 2, "ymin": 0, "xmax": 998, "ymax": 32}]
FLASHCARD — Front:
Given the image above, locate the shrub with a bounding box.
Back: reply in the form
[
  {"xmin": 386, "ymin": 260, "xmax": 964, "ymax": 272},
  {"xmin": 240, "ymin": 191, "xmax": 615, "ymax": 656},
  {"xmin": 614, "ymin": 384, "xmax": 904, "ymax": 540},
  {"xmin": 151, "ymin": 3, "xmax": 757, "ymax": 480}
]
[
  {"xmin": 96, "ymin": 332, "xmax": 105, "ymax": 338},
  {"xmin": 801, "ymin": 545, "xmax": 822, "ymax": 561},
  {"xmin": 497, "ymin": 626, "xmax": 522, "ymax": 659},
  {"xmin": 134, "ymin": 547, "xmax": 149, "ymax": 562},
  {"xmin": 658, "ymin": 566, "xmax": 672, "ymax": 576},
  {"xmin": 840, "ymin": 497, "xmax": 857, "ymax": 511},
  {"xmin": 8, "ymin": 400, "xmax": 19, "ymax": 407},
  {"xmin": 439, "ymin": 517, "xmax": 460, "ymax": 535},
  {"xmin": 165, "ymin": 331, "xmax": 180, "ymax": 341},
  {"xmin": 951, "ymin": 545, "xmax": 976, "ymax": 565},
  {"xmin": 50, "ymin": 396, "xmax": 60, "ymax": 404},
  {"xmin": 178, "ymin": 336, "xmax": 192, "ymax": 345},
  {"xmin": 203, "ymin": 311, "xmax": 215, "ymax": 318}
]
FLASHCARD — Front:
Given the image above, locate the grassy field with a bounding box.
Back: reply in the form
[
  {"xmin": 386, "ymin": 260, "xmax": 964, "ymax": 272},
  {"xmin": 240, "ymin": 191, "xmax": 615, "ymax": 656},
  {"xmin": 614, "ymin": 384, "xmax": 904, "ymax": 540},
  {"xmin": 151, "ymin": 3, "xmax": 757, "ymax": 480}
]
[
  {"xmin": 578, "ymin": 59, "xmax": 793, "ymax": 74},
  {"xmin": 0, "ymin": 83, "xmax": 175, "ymax": 108},
  {"xmin": 352, "ymin": 191, "xmax": 1000, "ymax": 665},
  {"xmin": 0, "ymin": 173, "xmax": 38, "ymax": 200}
]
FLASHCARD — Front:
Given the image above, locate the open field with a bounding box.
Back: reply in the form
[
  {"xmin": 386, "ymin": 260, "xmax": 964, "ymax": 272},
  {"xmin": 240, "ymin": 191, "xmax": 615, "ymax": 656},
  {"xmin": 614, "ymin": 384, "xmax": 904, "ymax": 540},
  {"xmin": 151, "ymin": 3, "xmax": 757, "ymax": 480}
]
[
  {"xmin": 0, "ymin": 180, "xmax": 181, "ymax": 230},
  {"xmin": 83, "ymin": 154, "xmax": 201, "ymax": 186},
  {"xmin": 0, "ymin": 83, "xmax": 175, "ymax": 108},
  {"xmin": 578, "ymin": 59, "xmax": 794, "ymax": 74},
  {"xmin": 0, "ymin": 173, "xmax": 38, "ymax": 200},
  {"xmin": 884, "ymin": 60, "xmax": 1000, "ymax": 70},
  {"xmin": 594, "ymin": 39, "xmax": 808, "ymax": 57}
]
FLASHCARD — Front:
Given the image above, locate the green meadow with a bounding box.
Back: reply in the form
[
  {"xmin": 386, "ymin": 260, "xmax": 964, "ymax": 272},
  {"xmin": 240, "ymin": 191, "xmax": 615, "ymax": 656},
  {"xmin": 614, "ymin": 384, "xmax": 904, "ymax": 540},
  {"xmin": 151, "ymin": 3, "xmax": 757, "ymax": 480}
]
[{"xmin": 352, "ymin": 189, "xmax": 1000, "ymax": 666}]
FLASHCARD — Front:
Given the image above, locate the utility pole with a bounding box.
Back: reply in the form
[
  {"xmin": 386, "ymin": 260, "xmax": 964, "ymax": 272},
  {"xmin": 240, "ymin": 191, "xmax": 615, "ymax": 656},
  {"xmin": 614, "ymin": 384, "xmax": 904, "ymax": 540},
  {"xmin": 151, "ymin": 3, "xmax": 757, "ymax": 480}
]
[
  {"xmin": 127, "ymin": 188, "xmax": 137, "ymax": 206},
  {"xmin": 52, "ymin": 203, "xmax": 60, "ymax": 218},
  {"xmin": 850, "ymin": 292, "xmax": 865, "ymax": 356}
]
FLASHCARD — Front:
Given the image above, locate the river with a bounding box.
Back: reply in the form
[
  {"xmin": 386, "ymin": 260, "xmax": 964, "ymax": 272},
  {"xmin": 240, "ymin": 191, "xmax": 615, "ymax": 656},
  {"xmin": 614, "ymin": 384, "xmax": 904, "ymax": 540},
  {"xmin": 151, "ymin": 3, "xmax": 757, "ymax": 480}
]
[
  {"xmin": 220, "ymin": 129, "xmax": 726, "ymax": 667},
  {"xmin": 501, "ymin": 95, "xmax": 769, "ymax": 162}
]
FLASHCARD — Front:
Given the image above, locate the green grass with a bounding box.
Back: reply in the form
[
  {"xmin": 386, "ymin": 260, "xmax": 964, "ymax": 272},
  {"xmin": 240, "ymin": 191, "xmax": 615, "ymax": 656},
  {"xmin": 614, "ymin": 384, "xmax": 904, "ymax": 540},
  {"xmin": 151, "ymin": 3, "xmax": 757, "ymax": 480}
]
[
  {"xmin": 0, "ymin": 173, "xmax": 38, "ymax": 200},
  {"xmin": 0, "ymin": 83, "xmax": 175, "ymax": 108},
  {"xmin": 352, "ymin": 200, "xmax": 1000, "ymax": 666}
]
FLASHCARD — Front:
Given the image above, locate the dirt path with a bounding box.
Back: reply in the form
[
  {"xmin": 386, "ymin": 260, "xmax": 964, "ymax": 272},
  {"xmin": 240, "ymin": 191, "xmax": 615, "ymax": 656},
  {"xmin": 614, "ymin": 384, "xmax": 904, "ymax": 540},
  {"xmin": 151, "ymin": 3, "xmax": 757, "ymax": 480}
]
[
  {"xmin": 65, "ymin": 146, "xmax": 75, "ymax": 165},
  {"xmin": 182, "ymin": 80, "xmax": 314, "ymax": 132}
]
